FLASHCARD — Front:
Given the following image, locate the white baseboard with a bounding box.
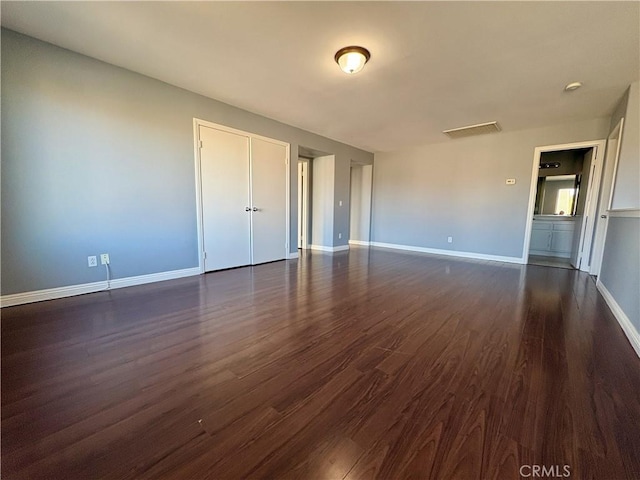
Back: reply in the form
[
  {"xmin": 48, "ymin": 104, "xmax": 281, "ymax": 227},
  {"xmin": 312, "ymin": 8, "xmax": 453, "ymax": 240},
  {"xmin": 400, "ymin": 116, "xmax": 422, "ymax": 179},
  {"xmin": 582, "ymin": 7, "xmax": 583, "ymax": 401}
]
[
  {"xmin": 1, "ymin": 267, "xmax": 201, "ymax": 308},
  {"xmin": 370, "ymin": 241, "xmax": 524, "ymax": 264},
  {"xmin": 288, "ymin": 251, "xmax": 300, "ymax": 259},
  {"xmin": 596, "ymin": 280, "xmax": 640, "ymax": 358},
  {"xmin": 349, "ymin": 240, "xmax": 371, "ymax": 246},
  {"xmin": 2, "ymin": 282, "xmax": 107, "ymax": 308},
  {"xmin": 309, "ymin": 244, "xmax": 350, "ymax": 253}
]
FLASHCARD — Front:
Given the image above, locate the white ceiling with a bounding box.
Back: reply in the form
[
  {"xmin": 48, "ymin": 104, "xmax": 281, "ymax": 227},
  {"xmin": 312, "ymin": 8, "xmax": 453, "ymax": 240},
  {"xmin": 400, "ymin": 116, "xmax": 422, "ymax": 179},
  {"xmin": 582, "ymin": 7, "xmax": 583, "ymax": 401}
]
[{"xmin": 2, "ymin": 1, "xmax": 638, "ymax": 153}]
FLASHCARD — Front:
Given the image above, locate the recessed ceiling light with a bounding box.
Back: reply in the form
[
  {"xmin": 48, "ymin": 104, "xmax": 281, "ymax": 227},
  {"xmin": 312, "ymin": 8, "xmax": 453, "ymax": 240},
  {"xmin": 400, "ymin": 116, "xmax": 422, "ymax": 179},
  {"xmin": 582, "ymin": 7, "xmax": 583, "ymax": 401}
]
[
  {"xmin": 564, "ymin": 82, "xmax": 583, "ymax": 92},
  {"xmin": 334, "ymin": 46, "xmax": 370, "ymax": 74}
]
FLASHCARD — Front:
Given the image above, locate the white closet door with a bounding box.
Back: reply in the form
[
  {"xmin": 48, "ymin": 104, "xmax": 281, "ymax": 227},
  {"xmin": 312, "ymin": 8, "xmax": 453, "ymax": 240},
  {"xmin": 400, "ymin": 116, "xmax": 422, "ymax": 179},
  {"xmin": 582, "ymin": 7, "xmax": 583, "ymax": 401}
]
[
  {"xmin": 200, "ymin": 125, "xmax": 251, "ymax": 271},
  {"xmin": 250, "ymin": 137, "xmax": 287, "ymax": 264}
]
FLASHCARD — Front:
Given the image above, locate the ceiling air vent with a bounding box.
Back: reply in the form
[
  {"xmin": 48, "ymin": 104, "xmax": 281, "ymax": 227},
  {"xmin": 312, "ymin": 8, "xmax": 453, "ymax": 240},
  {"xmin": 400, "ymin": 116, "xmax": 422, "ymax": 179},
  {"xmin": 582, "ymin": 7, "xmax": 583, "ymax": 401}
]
[{"xmin": 443, "ymin": 121, "xmax": 501, "ymax": 139}]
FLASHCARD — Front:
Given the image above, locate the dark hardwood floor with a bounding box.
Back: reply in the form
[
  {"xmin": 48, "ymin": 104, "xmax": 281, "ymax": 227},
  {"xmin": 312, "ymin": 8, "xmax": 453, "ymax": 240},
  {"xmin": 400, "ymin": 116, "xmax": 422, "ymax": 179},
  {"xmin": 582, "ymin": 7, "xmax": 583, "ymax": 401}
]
[{"xmin": 2, "ymin": 247, "xmax": 639, "ymax": 479}]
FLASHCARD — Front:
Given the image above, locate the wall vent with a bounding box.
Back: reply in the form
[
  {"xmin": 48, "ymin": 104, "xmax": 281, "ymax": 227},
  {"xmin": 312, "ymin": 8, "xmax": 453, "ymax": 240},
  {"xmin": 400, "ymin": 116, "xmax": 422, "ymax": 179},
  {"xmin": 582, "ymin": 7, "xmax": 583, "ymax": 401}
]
[{"xmin": 443, "ymin": 121, "xmax": 501, "ymax": 139}]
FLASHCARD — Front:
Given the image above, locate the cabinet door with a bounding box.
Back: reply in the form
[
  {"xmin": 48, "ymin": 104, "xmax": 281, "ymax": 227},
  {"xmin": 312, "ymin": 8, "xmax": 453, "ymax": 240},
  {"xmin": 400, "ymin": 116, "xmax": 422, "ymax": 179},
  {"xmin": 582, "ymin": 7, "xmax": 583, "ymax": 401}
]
[
  {"xmin": 551, "ymin": 231, "xmax": 573, "ymax": 254},
  {"xmin": 200, "ymin": 126, "xmax": 252, "ymax": 271},
  {"xmin": 250, "ymin": 137, "xmax": 287, "ymax": 265},
  {"xmin": 530, "ymin": 230, "xmax": 551, "ymax": 251}
]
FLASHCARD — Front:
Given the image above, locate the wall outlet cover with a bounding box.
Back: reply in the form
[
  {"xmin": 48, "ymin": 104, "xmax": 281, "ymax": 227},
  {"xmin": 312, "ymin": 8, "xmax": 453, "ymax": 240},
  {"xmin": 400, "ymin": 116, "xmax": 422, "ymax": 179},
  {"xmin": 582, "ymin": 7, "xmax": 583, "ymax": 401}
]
[
  {"xmin": 506, "ymin": 178, "xmax": 516, "ymax": 185},
  {"xmin": 88, "ymin": 256, "xmax": 97, "ymax": 267}
]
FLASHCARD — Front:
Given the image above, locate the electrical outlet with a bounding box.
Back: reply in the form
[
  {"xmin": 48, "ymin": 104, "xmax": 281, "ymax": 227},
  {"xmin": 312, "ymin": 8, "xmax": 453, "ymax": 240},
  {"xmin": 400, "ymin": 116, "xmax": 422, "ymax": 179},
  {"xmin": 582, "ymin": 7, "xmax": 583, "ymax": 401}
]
[
  {"xmin": 88, "ymin": 256, "xmax": 97, "ymax": 267},
  {"xmin": 100, "ymin": 253, "xmax": 110, "ymax": 265},
  {"xmin": 447, "ymin": 236, "xmax": 453, "ymax": 243},
  {"xmin": 339, "ymin": 200, "xmax": 343, "ymax": 207},
  {"xmin": 338, "ymin": 233, "xmax": 342, "ymax": 239},
  {"xmin": 506, "ymin": 178, "xmax": 516, "ymax": 185}
]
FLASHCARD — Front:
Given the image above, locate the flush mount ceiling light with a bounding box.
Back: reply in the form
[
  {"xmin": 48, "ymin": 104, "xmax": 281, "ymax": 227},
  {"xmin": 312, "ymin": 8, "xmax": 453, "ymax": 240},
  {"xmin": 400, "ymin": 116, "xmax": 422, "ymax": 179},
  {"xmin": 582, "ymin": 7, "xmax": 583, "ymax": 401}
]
[
  {"xmin": 335, "ymin": 46, "xmax": 370, "ymax": 74},
  {"xmin": 564, "ymin": 82, "xmax": 583, "ymax": 92}
]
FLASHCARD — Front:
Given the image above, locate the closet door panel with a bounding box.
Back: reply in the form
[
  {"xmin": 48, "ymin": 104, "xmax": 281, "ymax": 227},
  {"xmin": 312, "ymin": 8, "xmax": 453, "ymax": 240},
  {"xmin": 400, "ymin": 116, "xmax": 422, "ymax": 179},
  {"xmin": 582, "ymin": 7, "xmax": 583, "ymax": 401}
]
[
  {"xmin": 200, "ymin": 126, "xmax": 251, "ymax": 271},
  {"xmin": 250, "ymin": 137, "xmax": 287, "ymax": 264}
]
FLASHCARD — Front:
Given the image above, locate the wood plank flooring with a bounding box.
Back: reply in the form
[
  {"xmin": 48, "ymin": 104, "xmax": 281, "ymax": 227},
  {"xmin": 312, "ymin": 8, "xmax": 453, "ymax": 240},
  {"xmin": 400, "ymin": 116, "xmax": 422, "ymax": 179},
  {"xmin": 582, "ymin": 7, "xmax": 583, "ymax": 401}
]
[{"xmin": 2, "ymin": 247, "xmax": 639, "ymax": 479}]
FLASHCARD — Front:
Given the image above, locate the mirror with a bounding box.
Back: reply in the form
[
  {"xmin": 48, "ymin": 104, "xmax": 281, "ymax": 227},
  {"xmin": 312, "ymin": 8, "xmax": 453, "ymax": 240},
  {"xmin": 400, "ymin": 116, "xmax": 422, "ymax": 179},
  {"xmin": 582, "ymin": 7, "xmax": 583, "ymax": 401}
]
[{"xmin": 534, "ymin": 174, "xmax": 581, "ymax": 216}]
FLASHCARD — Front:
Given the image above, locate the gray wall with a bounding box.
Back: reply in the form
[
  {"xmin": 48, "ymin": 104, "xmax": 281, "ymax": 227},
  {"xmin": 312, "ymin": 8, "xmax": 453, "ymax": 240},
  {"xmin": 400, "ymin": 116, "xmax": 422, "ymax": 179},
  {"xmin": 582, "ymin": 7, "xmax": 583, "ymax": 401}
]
[
  {"xmin": 599, "ymin": 217, "xmax": 640, "ymax": 332},
  {"xmin": 371, "ymin": 118, "xmax": 610, "ymax": 258},
  {"xmin": 311, "ymin": 155, "xmax": 335, "ymax": 247},
  {"xmin": 1, "ymin": 29, "xmax": 373, "ymax": 295},
  {"xmin": 333, "ymin": 152, "xmax": 352, "ymax": 246},
  {"xmin": 349, "ymin": 165, "xmax": 373, "ymax": 242},
  {"xmin": 598, "ymin": 82, "xmax": 640, "ymax": 332}
]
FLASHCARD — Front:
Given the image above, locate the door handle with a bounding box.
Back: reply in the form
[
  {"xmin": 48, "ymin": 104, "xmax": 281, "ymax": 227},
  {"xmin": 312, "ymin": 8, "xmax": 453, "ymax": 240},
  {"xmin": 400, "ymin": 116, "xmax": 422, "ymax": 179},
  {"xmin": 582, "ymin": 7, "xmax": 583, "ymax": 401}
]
[
  {"xmin": 252, "ymin": 207, "xmax": 259, "ymax": 212},
  {"xmin": 245, "ymin": 207, "xmax": 251, "ymax": 212},
  {"xmin": 600, "ymin": 214, "xmax": 607, "ymax": 219}
]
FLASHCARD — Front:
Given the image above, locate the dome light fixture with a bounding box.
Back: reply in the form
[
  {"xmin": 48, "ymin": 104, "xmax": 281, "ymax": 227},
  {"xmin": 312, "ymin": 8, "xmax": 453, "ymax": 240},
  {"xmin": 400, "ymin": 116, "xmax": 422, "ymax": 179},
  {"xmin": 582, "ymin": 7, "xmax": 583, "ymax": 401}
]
[
  {"xmin": 335, "ymin": 46, "xmax": 370, "ymax": 74},
  {"xmin": 564, "ymin": 82, "xmax": 583, "ymax": 92}
]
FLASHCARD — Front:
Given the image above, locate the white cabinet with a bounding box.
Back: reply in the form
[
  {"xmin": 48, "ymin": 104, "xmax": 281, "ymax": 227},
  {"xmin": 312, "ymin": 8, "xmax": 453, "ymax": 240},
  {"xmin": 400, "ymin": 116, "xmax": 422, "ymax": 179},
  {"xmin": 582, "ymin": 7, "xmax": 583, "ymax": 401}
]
[
  {"xmin": 530, "ymin": 228, "xmax": 551, "ymax": 251},
  {"xmin": 530, "ymin": 218, "xmax": 575, "ymax": 258},
  {"xmin": 550, "ymin": 230, "xmax": 573, "ymax": 253}
]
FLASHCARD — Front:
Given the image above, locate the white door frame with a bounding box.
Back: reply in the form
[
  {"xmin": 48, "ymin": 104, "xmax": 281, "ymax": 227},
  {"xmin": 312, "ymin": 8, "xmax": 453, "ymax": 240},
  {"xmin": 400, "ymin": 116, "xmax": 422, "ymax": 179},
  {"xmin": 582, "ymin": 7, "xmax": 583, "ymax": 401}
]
[
  {"xmin": 522, "ymin": 139, "xmax": 606, "ymax": 270},
  {"xmin": 193, "ymin": 118, "xmax": 291, "ymax": 274},
  {"xmin": 297, "ymin": 159, "xmax": 310, "ymax": 249},
  {"xmin": 298, "ymin": 162, "xmax": 303, "ymax": 249},
  {"xmin": 590, "ymin": 118, "xmax": 625, "ymax": 276}
]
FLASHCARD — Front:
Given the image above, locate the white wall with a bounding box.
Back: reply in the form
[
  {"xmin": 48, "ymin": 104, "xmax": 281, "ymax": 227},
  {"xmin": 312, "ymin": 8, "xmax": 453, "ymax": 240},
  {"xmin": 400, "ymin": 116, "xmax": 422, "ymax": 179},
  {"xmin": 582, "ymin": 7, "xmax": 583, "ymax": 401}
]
[
  {"xmin": 371, "ymin": 118, "xmax": 610, "ymax": 259},
  {"xmin": 610, "ymin": 82, "xmax": 640, "ymax": 209}
]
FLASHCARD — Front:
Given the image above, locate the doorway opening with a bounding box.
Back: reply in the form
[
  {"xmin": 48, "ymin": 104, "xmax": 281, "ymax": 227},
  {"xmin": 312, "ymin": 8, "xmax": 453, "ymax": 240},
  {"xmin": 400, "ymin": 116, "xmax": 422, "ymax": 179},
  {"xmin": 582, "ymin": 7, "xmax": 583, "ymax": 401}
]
[
  {"xmin": 523, "ymin": 140, "xmax": 606, "ymax": 271},
  {"xmin": 297, "ymin": 159, "xmax": 309, "ymax": 249},
  {"xmin": 298, "ymin": 145, "xmax": 333, "ymax": 252}
]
